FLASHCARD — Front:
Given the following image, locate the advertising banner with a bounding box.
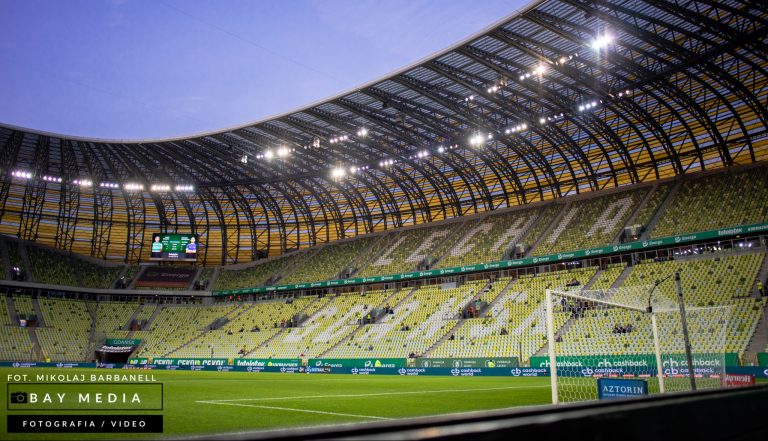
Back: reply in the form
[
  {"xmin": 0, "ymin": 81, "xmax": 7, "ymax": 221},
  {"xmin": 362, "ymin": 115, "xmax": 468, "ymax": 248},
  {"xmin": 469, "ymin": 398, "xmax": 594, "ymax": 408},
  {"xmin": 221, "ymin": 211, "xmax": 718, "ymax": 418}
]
[
  {"xmin": 106, "ymin": 339, "xmax": 142, "ymax": 346},
  {"xmin": 308, "ymin": 358, "xmax": 406, "ymax": 368},
  {"xmin": 150, "ymin": 358, "xmax": 229, "ymax": 367},
  {"xmin": 414, "ymin": 358, "xmax": 519, "ymax": 368},
  {"xmin": 597, "ymin": 378, "xmax": 648, "ymax": 400},
  {"xmin": 232, "ymin": 359, "xmax": 301, "ymax": 368}
]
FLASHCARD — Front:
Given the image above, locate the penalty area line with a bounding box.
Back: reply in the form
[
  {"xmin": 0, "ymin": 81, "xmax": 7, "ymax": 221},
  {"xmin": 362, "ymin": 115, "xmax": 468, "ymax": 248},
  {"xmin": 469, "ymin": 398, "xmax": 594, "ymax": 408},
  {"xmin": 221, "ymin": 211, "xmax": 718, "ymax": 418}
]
[{"xmin": 195, "ymin": 401, "xmax": 392, "ymax": 420}]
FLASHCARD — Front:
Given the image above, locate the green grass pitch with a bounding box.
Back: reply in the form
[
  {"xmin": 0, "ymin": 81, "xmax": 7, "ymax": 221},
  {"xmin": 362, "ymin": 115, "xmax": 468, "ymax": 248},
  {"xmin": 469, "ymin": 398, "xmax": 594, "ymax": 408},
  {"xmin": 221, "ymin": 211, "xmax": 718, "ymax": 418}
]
[{"xmin": 1, "ymin": 368, "xmax": 552, "ymax": 439}]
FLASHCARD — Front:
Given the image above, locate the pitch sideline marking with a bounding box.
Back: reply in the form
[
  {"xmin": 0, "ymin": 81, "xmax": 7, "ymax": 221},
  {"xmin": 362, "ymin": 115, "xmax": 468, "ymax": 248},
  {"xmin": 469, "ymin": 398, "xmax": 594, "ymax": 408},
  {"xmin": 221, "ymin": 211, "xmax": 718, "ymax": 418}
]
[
  {"xmin": 196, "ymin": 401, "xmax": 392, "ymax": 420},
  {"xmin": 196, "ymin": 385, "xmax": 548, "ymax": 403}
]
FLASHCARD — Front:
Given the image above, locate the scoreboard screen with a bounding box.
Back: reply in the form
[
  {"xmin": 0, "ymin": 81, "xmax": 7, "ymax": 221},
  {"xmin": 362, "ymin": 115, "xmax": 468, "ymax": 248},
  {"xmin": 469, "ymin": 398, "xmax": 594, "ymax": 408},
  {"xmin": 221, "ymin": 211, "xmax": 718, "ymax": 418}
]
[{"xmin": 150, "ymin": 233, "xmax": 198, "ymax": 262}]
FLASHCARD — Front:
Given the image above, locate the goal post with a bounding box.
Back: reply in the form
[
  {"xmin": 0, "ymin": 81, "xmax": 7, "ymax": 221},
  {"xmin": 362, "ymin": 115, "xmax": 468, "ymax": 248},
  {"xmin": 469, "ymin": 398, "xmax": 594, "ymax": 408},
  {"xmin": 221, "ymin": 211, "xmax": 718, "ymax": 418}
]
[{"xmin": 545, "ymin": 285, "xmax": 729, "ymax": 404}]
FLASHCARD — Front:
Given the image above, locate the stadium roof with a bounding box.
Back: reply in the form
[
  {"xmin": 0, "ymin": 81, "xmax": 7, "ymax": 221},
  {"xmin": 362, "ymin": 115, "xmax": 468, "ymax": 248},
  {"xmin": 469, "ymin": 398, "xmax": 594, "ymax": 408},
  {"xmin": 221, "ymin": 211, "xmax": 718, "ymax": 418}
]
[{"xmin": 1, "ymin": 0, "xmax": 767, "ymax": 264}]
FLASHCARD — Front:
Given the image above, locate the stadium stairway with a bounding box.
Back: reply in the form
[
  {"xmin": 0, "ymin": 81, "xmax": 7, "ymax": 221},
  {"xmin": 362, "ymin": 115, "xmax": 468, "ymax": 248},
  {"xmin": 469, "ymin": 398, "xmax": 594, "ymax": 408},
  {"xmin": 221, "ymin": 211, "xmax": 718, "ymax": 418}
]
[
  {"xmin": 126, "ymin": 266, "xmax": 148, "ymax": 290},
  {"xmin": 121, "ymin": 304, "xmax": 145, "ymax": 331},
  {"xmin": 422, "ymin": 318, "xmax": 466, "ymax": 357},
  {"xmin": 5, "ymin": 295, "xmax": 18, "ymax": 324},
  {"xmin": 85, "ymin": 301, "xmax": 97, "ymax": 344},
  {"xmin": 208, "ymin": 267, "xmax": 222, "ymax": 289},
  {"xmin": 609, "ymin": 264, "xmax": 635, "ymax": 290},
  {"xmin": 27, "ymin": 328, "xmax": 43, "ymax": 360},
  {"xmin": 318, "ymin": 287, "xmax": 411, "ymax": 357},
  {"xmin": 582, "ymin": 268, "xmax": 607, "ymax": 290},
  {"xmin": 612, "ymin": 183, "xmax": 658, "ymax": 244},
  {"xmin": 143, "ymin": 304, "xmax": 164, "ymax": 329},
  {"xmin": 744, "ymin": 306, "xmax": 768, "ymax": 364},
  {"xmin": 0, "ymin": 237, "xmax": 11, "ymax": 280},
  {"xmin": 275, "ymin": 246, "xmax": 322, "ymax": 283},
  {"xmin": 109, "ymin": 265, "xmax": 130, "ymax": 289},
  {"xmin": 18, "ymin": 241, "xmax": 32, "ymax": 281},
  {"xmin": 755, "ymin": 252, "xmax": 768, "ymax": 296},
  {"xmin": 243, "ymin": 295, "xmax": 326, "ymax": 357},
  {"xmin": 485, "ymin": 278, "xmax": 519, "ymax": 312},
  {"xmin": 525, "ymin": 203, "xmax": 567, "ymax": 257},
  {"xmin": 171, "ymin": 302, "xmax": 261, "ymax": 356},
  {"xmin": 427, "ymin": 220, "xmax": 471, "ymax": 268},
  {"xmin": 640, "ymin": 178, "xmax": 682, "ymax": 240},
  {"xmin": 189, "ymin": 267, "xmax": 204, "ymax": 290},
  {"xmin": 30, "ymin": 297, "xmax": 45, "ymax": 327},
  {"xmin": 162, "ymin": 328, "xmax": 209, "ymax": 358},
  {"xmin": 349, "ymin": 233, "xmax": 400, "ymax": 276}
]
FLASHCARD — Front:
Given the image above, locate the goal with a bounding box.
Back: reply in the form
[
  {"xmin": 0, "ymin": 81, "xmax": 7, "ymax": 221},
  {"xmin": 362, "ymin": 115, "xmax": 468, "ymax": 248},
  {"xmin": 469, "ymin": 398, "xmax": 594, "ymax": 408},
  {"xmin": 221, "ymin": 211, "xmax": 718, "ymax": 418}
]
[{"xmin": 545, "ymin": 285, "xmax": 730, "ymax": 404}]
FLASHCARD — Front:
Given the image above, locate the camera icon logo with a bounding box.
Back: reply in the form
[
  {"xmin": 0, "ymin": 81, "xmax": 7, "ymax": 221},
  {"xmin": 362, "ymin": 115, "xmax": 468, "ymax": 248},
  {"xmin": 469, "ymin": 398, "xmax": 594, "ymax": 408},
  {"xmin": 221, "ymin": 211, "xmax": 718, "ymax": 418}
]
[{"xmin": 11, "ymin": 392, "xmax": 28, "ymax": 404}]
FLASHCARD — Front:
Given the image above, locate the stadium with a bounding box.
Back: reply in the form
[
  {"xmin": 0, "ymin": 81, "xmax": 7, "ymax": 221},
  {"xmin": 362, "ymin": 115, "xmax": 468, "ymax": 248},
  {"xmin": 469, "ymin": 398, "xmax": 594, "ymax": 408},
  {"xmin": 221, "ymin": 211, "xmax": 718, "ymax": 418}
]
[{"xmin": 1, "ymin": 0, "xmax": 767, "ymax": 439}]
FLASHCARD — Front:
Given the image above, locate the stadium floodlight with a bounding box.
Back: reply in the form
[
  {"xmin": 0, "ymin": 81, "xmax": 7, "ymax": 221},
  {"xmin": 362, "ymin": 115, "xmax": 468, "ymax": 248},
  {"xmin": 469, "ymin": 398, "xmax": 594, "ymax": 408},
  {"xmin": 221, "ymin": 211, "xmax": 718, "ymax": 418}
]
[
  {"xmin": 592, "ymin": 33, "xmax": 612, "ymax": 50},
  {"xmin": 539, "ymin": 117, "xmax": 547, "ymax": 124},
  {"xmin": 73, "ymin": 179, "xmax": 92, "ymax": 187},
  {"xmin": 241, "ymin": 154, "xmax": 248, "ymax": 164},
  {"xmin": 357, "ymin": 127, "xmax": 368, "ymax": 137},
  {"xmin": 437, "ymin": 145, "xmax": 445, "ymax": 153},
  {"xmin": 264, "ymin": 150, "xmax": 274, "ymax": 159},
  {"xmin": 330, "ymin": 167, "xmax": 346, "ymax": 179},
  {"xmin": 124, "ymin": 183, "xmax": 144, "ymax": 191},
  {"xmin": 175, "ymin": 185, "xmax": 194, "ymax": 192},
  {"xmin": 12, "ymin": 170, "xmax": 33, "ymax": 179},
  {"xmin": 99, "ymin": 182, "xmax": 119, "ymax": 188},
  {"xmin": 43, "ymin": 175, "xmax": 62, "ymax": 183},
  {"xmin": 535, "ymin": 64, "xmax": 547, "ymax": 75},
  {"xmin": 277, "ymin": 146, "xmax": 290, "ymax": 157},
  {"xmin": 150, "ymin": 184, "xmax": 171, "ymax": 192},
  {"xmin": 469, "ymin": 133, "xmax": 484, "ymax": 147}
]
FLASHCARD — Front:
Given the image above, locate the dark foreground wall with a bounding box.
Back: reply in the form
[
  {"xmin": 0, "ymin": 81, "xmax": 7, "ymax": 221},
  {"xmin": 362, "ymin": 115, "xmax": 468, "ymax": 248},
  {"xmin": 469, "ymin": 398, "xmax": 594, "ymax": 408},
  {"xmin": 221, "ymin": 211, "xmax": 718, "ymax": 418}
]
[{"xmin": 205, "ymin": 385, "xmax": 767, "ymax": 441}]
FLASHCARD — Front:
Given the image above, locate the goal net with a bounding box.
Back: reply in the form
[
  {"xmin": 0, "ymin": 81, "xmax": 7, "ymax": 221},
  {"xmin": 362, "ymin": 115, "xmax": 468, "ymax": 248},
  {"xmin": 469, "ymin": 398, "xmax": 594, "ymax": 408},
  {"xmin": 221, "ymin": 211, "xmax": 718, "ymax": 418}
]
[{"xmin": 545, "ymin": 285, "xmax": 730, "ymax": 404}]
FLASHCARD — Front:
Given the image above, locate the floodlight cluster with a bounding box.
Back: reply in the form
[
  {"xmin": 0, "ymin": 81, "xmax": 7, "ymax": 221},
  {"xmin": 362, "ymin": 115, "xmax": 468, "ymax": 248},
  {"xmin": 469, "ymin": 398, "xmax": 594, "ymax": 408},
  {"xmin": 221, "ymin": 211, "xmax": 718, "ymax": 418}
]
[
  {"xmin": 12, "ymin": 170, "xmax": 32, "ymax": 179},
  {"xmin": 124, "ymin": 183, "xmax": 144, "ymax": 191},
  {"xmin": 329, "ymin": 135, "xmax": 349, "ymax": 144},
  {"xmin": 504, "ymin": 123, "xmax": 527, "ymax": 135},
  {"xmin": 150, "ymin": 184, "xmax": 171, "ymax": 192},
  {"xmin": 578, "ymin": 101, "xmax": 601, "ymax": 112}
]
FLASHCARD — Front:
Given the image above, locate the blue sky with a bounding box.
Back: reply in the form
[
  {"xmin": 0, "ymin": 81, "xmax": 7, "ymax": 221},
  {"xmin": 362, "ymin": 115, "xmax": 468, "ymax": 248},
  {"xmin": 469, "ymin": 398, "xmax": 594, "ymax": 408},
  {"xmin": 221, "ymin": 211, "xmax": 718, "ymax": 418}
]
[{"xmin": 0, "ymin": 0, "xmax": 527, "ymax": 139}]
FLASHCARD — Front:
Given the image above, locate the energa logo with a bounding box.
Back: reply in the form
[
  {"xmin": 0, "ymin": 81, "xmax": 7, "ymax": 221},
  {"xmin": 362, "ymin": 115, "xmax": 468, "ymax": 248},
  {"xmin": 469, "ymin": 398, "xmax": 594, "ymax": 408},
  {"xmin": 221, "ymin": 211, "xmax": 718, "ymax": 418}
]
[
  {"xmin": 453, "ymin": 360, "xmax": 462, "ymax": 368},
  {"xmin": 364, "ymin": 360, "xmax": 372, "ymax": 368}
]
